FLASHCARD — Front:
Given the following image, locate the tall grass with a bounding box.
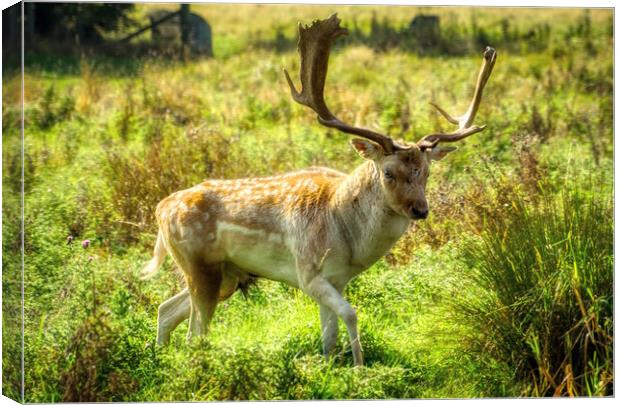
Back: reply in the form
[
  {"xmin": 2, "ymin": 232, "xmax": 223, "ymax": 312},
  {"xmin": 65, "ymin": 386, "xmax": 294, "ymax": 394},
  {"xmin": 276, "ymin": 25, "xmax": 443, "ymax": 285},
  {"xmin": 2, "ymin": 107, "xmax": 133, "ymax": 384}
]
[{"xmin": 456, "ymin": 174, "xmax": 613, "ymax": 396}]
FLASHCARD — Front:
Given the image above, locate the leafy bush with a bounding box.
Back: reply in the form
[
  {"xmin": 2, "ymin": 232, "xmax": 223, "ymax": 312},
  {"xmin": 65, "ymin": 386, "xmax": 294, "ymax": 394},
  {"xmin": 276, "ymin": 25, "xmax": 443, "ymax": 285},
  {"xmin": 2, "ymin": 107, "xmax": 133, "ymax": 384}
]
[{"xmin": 102, "ymin": 127, "xmax": 232, "ymax": 241}]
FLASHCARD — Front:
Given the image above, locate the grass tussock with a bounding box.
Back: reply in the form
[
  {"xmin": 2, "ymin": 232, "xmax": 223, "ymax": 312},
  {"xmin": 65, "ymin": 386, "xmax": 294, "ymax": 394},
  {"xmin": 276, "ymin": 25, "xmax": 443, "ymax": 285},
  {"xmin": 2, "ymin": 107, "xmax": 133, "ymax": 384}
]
[{"xmin": 456, "ymin": 174, "xmax": 613, "ymax": 396}]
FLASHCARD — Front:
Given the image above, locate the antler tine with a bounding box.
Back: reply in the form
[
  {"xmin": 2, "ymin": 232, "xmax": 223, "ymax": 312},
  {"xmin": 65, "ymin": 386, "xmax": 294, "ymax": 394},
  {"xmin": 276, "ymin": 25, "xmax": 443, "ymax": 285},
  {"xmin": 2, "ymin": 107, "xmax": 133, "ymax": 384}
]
[
  {"xmin": 418, "ymin": 47, "xmax": 497, "ymax": 148},
  {"xmin": 429, "ymin": 102, "xmax": 459, "ymax": 125},
  {"xmin": 284, "ymin": 14, "xmax": 402, "ymax": 155}
]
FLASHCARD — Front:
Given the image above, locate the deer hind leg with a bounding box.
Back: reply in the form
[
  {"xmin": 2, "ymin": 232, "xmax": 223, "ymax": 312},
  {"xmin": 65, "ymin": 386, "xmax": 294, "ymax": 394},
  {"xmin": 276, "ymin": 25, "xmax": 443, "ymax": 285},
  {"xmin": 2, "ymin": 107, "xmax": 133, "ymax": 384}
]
[
  {"xmin": 156, "ymin": 288, "xmax": 190, "ymax": 346},
  {"xmin": 302, "ymin": 274, "xmax": 363, "ymax": 366},
  {"xmin": 186, "ymin": 262, "xmax": 223, "ymax": 342},
  {"xmin": 155, "ymin": 271, "xmax": 240, "ymax": 345},
  {"xmin": 320, "ymin": 305, "xmax": 339, "ymax": 358}
]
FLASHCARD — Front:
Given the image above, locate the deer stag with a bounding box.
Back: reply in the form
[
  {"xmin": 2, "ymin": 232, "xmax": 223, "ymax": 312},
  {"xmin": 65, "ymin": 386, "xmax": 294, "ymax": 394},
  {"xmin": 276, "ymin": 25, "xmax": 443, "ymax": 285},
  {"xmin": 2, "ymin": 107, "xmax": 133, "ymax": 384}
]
[{"xmin": 143, "ymin": 14, "xmax": 496, "ymax": 366}]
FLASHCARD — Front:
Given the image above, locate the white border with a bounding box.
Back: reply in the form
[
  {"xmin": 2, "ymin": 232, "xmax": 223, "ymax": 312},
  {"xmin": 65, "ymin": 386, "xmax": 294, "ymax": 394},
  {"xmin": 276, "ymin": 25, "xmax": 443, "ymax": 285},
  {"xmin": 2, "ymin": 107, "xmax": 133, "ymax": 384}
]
[{"xmin": 0, "ymin": 1, "xmax": 616, "ymax": 404}]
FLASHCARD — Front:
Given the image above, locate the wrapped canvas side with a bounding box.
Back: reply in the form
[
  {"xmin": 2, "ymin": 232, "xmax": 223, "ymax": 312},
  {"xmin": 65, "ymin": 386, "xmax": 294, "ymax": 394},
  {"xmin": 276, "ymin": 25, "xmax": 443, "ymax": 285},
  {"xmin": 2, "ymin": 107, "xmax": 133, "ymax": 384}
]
[{"xmin": 2, "ymin": 2, "xmax": 25, "ymax": 403}]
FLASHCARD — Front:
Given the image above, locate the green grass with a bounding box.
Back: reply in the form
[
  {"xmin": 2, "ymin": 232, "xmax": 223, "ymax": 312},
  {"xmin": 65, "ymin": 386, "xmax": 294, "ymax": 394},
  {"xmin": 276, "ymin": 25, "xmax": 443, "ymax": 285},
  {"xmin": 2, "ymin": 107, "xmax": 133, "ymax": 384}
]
[{"xmin": 2, "ymin": 4, "xmax": 613, "ymax": 401}]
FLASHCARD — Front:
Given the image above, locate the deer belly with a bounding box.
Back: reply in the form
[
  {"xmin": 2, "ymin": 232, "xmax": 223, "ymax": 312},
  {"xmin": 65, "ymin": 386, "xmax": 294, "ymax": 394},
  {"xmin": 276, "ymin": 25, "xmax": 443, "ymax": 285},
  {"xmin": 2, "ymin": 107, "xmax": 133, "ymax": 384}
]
[{"xmin": 215, "ymin": 222, "xmax": 298, "ymax": 287}]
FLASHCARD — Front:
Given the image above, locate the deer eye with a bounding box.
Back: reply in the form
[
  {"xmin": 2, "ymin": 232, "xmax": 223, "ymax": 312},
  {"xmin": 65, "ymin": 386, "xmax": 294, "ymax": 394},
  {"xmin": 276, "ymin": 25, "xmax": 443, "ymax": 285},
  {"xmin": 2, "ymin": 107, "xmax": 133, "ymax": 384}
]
[
  {"xmin": 383, "ymin": 169, "xmax": 394, "ymax": 180},
  {"xmin": 413, "ymin": 168, "xmax": 420, "ymax": 177}
]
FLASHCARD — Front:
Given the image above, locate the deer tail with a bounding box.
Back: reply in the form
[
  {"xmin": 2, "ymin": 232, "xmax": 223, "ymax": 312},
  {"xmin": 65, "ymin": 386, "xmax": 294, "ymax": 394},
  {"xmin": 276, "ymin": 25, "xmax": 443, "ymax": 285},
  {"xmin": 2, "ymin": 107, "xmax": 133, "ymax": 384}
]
[{"xmin": 141, "ymin": 229, "xmax": 167, "ymax": 280}]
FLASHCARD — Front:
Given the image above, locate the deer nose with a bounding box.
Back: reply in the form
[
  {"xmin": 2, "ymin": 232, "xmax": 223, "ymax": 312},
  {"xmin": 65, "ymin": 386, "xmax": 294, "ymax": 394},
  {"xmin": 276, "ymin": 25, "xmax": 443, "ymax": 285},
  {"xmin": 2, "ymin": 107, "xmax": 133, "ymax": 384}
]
[{"xmin": 410, "ymin": 206, "xmax": 428, "ymax": 220}]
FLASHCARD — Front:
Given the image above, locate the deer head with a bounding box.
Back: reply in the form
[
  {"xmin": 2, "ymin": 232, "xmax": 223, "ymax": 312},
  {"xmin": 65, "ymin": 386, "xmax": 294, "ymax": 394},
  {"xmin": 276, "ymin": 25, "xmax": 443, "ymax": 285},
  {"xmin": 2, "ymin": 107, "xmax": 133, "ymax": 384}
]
[{"xmin": 284, "ymin": 14, "xmax": 496, "ymax": 220}]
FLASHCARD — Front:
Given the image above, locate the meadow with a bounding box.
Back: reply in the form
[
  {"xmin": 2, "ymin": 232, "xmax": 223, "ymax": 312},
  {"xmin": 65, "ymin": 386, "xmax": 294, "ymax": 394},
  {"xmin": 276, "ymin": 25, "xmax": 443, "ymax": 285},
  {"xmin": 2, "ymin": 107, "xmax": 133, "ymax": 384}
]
[{"xmin": 2, "ymin": 4, "xmax": 613, "ymax": 401}]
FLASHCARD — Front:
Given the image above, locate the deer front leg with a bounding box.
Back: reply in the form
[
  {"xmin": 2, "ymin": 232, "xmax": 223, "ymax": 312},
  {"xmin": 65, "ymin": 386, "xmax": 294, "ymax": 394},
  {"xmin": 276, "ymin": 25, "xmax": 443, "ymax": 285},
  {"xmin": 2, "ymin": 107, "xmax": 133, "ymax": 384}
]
[
  {"xmin": 300, "ymin": 270, "xmax": 363, "ymax": 366},
  {"xmin": 320, "ymin": 305, "xmax": 339, "ymax": 358},
  {"xmin": 156, "ymin": 288, "xmax": 191, "ymax": 345}
]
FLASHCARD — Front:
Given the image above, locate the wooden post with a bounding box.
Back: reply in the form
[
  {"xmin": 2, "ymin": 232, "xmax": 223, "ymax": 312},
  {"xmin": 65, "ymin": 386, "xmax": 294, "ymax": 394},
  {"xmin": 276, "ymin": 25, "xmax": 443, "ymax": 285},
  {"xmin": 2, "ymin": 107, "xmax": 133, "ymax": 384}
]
[
  {"xmin": 118, "ymin": 9, "xmax": 180, "ymax": 43},
  {"xmin": 180, "ymin": 4, "xmax": 190, "ymax": 59}
]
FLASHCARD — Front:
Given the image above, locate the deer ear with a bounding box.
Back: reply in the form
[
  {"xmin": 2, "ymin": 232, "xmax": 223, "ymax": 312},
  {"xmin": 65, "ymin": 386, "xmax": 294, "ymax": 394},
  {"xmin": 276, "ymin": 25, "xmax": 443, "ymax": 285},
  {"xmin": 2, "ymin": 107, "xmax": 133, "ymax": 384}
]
[
  {"xmin": 351, "ymin": 139, "xmax": 385, "ymax": 160},
  {"xmin": 426, "ymin": 146, "xmax": 457, "ymax": 161}
]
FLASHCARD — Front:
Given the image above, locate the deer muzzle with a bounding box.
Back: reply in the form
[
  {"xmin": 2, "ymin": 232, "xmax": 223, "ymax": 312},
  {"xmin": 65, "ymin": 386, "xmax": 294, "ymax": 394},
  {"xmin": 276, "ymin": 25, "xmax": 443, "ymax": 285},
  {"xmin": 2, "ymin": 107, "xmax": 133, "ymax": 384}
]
[{"xmin": 409, "ymin": 204, "xmax": 429, "ymax": 220}]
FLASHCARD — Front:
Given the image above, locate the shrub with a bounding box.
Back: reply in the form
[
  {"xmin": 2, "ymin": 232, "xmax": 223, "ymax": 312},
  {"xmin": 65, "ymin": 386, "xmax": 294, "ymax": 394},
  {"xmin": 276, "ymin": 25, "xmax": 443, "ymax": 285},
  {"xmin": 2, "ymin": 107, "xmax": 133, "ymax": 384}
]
[
  {"xmin": 59, "ymin": 311, "xmax": 115, "ymax": 402},
  {"xmin": 102, "ymin": 127, "xmax": 233, "ymax": 242},
  {"xmin": 32, "ymin": 85, "xmax": 75, "ymax": 129}
]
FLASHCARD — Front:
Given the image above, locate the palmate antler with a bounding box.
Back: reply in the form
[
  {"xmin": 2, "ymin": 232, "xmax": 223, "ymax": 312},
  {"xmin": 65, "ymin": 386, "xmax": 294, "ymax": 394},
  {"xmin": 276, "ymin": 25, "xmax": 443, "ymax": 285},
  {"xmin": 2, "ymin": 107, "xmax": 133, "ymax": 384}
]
[
  {"xmin": 284, "ymin": 14, "xmax": 497, "ymax": 153},
  {"xmin": 284, "ymin": 14, "xmax": 406, "ymax": 154},
  {"xmin": 416, "ymin": 46, "xmax": 497, "ymax": 149}
]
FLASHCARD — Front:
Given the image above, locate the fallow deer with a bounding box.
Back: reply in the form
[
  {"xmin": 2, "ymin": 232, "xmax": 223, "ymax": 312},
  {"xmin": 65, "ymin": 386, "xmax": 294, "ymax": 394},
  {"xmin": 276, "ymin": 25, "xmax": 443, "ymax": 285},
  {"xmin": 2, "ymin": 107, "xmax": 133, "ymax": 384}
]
[{"xmin": 143, "ymin": 14, "xmax": 496, "ymax": 366}]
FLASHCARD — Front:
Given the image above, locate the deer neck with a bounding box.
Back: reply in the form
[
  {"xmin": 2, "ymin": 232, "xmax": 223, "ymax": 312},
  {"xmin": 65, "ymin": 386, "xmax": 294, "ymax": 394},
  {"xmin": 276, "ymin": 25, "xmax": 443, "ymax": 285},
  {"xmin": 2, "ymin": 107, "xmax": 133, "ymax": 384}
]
[{"xmin": 330, "ymin": 161, "xmax": 409, "ymax": 267}]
